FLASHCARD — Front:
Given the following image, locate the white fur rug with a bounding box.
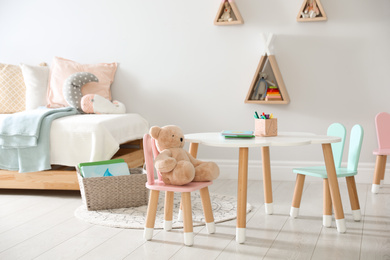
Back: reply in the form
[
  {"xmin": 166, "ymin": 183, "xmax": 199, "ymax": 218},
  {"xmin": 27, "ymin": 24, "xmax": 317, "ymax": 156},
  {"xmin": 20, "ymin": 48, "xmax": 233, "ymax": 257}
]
[{"xmin": 74, "ymin": 192, "xmax": 251, "ymax": 229}]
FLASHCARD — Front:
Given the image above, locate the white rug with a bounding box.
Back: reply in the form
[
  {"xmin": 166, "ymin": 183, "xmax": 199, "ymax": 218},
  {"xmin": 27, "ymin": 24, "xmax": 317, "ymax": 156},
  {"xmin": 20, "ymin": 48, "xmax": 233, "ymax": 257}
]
[{"xmin": 74, "ymin": 192, "xmax": 251, "ymax": 229}]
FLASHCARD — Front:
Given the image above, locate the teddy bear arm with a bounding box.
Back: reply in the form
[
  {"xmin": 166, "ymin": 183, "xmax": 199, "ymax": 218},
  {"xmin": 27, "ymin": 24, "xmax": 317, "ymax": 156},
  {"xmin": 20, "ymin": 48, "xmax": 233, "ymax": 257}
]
[
  {"xmin": 266, "ymin": 79, "xmax": 274, "ymax": 85},
  {"xmin": 155, "ymin": 150, "xmax": 177, "ymax": 173}
]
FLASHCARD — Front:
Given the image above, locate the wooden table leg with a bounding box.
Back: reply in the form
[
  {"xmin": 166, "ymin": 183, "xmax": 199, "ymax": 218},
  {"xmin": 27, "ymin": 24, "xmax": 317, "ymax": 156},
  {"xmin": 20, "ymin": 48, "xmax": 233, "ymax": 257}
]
[
  {"xmin": 322, "ymin": 143, "xmax": 346, "ymax": 233},
  {"xmin": 261, "ymin": 146, "xmax": 273, "ymax": 214},
  {"xmin": 189, "ymin": 142, "xmax": 199, "ymax": 158},
  {"xmin": 236, "ymin": 147, "xmax": 249, "ymax": 243}
]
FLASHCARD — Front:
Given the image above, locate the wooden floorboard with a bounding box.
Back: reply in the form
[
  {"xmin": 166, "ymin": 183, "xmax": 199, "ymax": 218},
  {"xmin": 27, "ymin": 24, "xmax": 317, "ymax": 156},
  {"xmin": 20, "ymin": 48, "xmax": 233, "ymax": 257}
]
[{"xmin": 0, "ymin": 180, "xmax": 389, "ymax": 259}]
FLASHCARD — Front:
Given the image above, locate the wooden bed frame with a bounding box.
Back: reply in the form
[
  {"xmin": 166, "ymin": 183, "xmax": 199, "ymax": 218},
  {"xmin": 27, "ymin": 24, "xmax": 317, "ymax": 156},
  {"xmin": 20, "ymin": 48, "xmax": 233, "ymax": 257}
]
[{"xmin": 0, "ymin": 139, "xmax": 144, "ymax": 190}]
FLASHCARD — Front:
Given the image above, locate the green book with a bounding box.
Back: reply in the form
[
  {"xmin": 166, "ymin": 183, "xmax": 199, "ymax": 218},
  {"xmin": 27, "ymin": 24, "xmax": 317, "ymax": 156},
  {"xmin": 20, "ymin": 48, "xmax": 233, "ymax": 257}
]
[
  {"xmin": 224, "ymin": 135, "xmax": 255, "ymax": 138},
  {"xmin": 78, "ymin": 159, "xmax": 129, "ymax": 178},
  {"xmin": 221, "ymin": 130, "xmax": 255, "ymax": 138}
]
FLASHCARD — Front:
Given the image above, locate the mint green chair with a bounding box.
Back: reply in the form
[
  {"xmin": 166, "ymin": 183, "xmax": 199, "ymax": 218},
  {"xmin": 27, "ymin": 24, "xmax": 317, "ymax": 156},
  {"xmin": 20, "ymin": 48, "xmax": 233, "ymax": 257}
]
[{"xmin": 290, "ymin": 124, "xmax": 364, "ymax": 228}]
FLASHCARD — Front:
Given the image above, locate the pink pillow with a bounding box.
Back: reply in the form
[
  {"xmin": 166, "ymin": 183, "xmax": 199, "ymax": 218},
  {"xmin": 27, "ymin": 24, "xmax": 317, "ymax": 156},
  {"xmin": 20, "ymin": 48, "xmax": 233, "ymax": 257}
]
[{"xmin": 47, "ymin": 57, "xmax": 117, "ymax": 108}]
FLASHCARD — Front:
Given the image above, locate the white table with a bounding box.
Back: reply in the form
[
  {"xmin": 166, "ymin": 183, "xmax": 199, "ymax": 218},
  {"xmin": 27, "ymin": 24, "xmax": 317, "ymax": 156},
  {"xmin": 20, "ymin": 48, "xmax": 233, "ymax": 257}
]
[{"xmin": 185, "ymin": 132, "xmax": 345, "ymax": 243}]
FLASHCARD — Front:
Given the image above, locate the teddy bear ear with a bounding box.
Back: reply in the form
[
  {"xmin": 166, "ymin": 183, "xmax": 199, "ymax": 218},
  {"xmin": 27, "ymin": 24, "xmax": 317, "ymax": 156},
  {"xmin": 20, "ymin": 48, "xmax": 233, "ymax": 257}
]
[{"xmin": 149, "ymin": 126, "xmax": 161, "ymax": 139}]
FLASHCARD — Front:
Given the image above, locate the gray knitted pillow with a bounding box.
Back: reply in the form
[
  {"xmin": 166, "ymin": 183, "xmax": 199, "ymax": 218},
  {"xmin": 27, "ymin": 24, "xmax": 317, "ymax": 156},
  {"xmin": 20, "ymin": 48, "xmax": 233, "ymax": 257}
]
[{"xmin": 63, "ymin": 72, "xmax": 99, "ymax": 111}]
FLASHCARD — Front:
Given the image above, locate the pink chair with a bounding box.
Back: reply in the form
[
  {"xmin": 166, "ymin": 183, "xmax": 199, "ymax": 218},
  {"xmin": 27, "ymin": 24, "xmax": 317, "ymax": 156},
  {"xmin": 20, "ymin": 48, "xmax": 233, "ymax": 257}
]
[
  {"xmin": 372, "ymin": 112, "xmax": 390, "ymax": 193},
  {"xmin": 143, "ymin": 133, "xmax": 216, "ymax": 246}
]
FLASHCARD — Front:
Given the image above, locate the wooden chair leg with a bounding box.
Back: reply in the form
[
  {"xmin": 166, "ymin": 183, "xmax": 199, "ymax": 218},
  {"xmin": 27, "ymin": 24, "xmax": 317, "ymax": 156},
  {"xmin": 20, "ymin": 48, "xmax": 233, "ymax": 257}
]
[
  {"xmin": 144, "ymin": 190, "xmax": 160, "ymax": 240},
  {"xmin": 164, "ymin": 191, "xmax": 174, "ymax": 231},
  {"xmin": 178, "ymin": 198, "xmax": 183, "ymax": 221},
  {"xmin": 290, "ymin": 174, "xmax": 305, "ymax": 218},
  {"xmin": 346, "ymin": 176, "xmax": 361, "ymax": 221},
  {"xmin": 181, "ymin": 192, "xmax": 194, "ymax": 246},
  {"xmin": 200, "ymin": 187, "xmax": 215, "ymax": 234},
  {"xmin": 323, "ymin": 178, "xmax": 332, "ymax": 227},
  {"xmin": 372, "ymin": 155, "xmax": 387, "ymax": 193},
  {"xmin": 380, "ymin": 158, "xmax": 387, "ymax": 184}
]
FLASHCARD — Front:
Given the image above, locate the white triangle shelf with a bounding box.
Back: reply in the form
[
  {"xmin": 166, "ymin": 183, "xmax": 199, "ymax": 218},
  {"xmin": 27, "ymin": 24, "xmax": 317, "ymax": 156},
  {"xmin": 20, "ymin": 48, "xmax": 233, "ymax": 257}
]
[
  {"xmin": 297, "ymin": 0, "xmax": 327, "ymax": 22},
  {"xmin": 214, "ymin": 0, "xmax": 244, "ymax": 25}
]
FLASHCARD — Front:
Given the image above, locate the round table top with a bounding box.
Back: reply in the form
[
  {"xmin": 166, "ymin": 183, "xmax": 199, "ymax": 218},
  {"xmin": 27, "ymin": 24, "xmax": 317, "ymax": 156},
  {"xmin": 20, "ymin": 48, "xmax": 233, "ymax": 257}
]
[{"xmin": 184, "ymin": 132, "xmax": 341, "ymax": 148}]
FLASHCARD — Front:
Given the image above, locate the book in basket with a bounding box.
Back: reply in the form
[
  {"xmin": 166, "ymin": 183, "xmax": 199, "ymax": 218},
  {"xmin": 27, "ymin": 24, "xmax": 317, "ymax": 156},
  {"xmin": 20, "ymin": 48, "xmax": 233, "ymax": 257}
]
[{"xmin": 79, "ymin": 159, "xmax": 130, "ymax": 178}]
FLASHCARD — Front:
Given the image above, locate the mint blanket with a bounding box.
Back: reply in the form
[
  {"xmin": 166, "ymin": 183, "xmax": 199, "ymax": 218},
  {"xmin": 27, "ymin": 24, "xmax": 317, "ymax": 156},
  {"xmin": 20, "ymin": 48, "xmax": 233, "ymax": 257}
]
[{"xmin": 0, "ymin": 107, "xmax": 78, "ymax": 173}]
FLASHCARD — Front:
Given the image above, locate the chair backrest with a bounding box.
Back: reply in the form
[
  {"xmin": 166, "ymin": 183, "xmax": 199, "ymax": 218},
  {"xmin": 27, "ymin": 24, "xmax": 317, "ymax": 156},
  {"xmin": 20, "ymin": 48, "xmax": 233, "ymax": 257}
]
[
  {"xmin": 143, "ymin": 133, "xmax": 162, "ymax": 185},
  {"xmin": 327, "ymin": 123, "xmax": 346, "ymax": 168},
  {"xmin": 347, "ymin": 124, "xmax": 364, "ymax": 172},
  {"xmin": 375, "ymin": 112, "xmax": 390, "ymax": 149}
]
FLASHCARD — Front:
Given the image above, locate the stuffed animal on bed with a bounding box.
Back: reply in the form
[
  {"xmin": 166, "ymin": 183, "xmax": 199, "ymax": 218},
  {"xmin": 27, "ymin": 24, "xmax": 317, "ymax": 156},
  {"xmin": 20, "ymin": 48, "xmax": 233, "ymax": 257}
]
[
  {"xmin": 63, "ymin": 72, "xmax": 99, "ymax": 112},
  {"xmin": 80, "ymin": 94, "xmax": 126, "ymax": 114},
  {"xmin": 150, "ymin": 125, "xmax": 220, "ymax": 186}
]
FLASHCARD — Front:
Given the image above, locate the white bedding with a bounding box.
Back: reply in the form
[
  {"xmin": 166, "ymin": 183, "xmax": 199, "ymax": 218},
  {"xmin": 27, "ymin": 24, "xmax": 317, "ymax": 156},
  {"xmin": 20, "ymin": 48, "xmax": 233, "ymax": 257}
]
[{"xmin": 0, "ymin": 113, "xmax": 149, "ymax": 167}]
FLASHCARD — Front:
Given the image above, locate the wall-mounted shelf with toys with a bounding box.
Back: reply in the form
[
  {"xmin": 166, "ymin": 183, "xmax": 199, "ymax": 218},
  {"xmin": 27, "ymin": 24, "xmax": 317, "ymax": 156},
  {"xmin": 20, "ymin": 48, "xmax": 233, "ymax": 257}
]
[
  {"xmin": 214, "ymin": 0, "xmax": 244, "ymax": 25},
  {"xmin": 245, "ymin": 34, "xmax": 290, "ymax": 105},
  {"xmin": 297, "ymin": 0, "xmax": 327, "ymax": 22}
]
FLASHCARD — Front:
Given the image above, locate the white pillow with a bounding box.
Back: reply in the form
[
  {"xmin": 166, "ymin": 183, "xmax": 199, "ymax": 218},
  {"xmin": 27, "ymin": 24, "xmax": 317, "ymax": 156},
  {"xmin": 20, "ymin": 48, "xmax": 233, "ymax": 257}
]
[{"xmin": 20, "ymin": 63, "xmax": 49, "ymax": 110}]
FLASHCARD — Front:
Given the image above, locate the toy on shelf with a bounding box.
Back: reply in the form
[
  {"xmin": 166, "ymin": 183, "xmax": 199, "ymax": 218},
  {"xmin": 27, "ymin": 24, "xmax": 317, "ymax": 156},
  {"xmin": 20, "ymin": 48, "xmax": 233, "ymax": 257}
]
[
  {"xmin": 218, "ymin": 2, "xmax": 233, "ymax": 22},
  {"xmin": 301, "ymin": 0, "xmax": 319, "ymax": 18},
  {"xmin": 297, "ymin": 0, "xmax": 327, "ymax": 22},
  {"xmin": 214, "ymin": 0, "xmax": 243, "ymax": 25},
  {"xmin": 265, "ymin": 86, "xmax": 282, "ymax": 101},
  {"xmin": 245, "ymin": 33, "xmax": 289, "ymax": 104},
  {"xmin": 252, "ymin": 72, "xmax": 275, "ymax": 100}
]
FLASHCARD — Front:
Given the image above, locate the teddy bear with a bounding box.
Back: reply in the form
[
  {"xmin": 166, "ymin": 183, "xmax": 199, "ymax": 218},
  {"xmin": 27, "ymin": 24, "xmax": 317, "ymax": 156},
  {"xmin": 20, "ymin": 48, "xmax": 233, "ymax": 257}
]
[
  {"xmin": 150, "ymin": 125, "xmax": 220, "ymax": 186},
  {"xmin": 218, "ymin": 2, "xmax": 233, "ymax": 22},
  {"xmin": 301, "ymin": 0, "xmax": 320, "ymax": 18}
]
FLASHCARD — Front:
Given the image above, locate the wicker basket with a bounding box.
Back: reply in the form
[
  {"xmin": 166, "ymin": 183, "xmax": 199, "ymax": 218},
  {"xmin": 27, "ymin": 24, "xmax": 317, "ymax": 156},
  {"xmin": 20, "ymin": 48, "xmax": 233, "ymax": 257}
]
[{"xmin": 77, "ymin": 167, "xmax": 149, "ymax": 211}]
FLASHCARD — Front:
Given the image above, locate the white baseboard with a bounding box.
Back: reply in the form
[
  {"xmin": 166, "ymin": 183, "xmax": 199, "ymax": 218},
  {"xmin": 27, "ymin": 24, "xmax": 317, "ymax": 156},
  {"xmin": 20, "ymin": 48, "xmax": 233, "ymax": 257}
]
[{"xmin": 211, "ymin": 159, "xmax": 387, "ymax": 184}]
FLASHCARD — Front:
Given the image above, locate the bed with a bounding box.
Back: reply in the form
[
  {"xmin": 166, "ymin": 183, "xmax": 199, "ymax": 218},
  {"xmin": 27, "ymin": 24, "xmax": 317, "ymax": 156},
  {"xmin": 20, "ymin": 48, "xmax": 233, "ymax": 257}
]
[{"xmin": 0, "ymin": 113, "xmax": 149, "ymax": 190}]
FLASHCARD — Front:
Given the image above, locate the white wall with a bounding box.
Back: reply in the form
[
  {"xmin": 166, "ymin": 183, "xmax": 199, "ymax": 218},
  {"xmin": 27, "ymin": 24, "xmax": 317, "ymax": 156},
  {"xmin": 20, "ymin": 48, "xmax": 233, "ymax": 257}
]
[{"xmin": 1, "ymin": 0, "xmax": 389, "ymax": 182}]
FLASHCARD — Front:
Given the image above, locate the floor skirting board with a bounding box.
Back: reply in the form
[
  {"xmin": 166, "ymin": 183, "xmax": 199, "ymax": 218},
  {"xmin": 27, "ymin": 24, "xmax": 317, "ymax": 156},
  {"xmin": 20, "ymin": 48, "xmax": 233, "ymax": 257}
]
[{"xmin": 209, "ymin": 159, "xmax": 386, "ymax": 184}]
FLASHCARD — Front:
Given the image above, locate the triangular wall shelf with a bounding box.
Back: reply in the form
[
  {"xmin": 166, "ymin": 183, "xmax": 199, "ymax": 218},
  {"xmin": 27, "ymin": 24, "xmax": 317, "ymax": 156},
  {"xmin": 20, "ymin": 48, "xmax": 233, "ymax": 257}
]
[
  {"xmin": 245, "ymin": 54, "xmax": 290, "ymax": 104},
  {"xmin": 297, "ymin": 0, "xmax": 327, "ymax": 22},
  {"xmin": 214, "ymin": 0, "xmax": 244, "ymax": 25}
]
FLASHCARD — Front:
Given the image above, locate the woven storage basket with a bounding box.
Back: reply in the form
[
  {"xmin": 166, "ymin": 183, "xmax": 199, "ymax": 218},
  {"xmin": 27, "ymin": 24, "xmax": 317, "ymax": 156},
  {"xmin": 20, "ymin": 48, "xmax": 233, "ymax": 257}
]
[{"xmin": 77, "ymin": 167, "xmax": 149, "ymax": 211}]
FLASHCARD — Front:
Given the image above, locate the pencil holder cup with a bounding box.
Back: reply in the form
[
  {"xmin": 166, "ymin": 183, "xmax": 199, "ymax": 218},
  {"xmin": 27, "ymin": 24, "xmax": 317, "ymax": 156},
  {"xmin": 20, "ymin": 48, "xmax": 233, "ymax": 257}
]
[{"xmin": 255, "ymin": 118, "xmax": 277, "ymax": 137}]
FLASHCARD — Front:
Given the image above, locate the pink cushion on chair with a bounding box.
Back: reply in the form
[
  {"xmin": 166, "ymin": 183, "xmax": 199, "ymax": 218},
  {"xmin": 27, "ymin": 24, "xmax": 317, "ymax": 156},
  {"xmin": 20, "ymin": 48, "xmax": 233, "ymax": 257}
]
[
  {"xmin": 47, "ymin": 57, "xmax": 117, "ymax": 108},
  {"xmin": 146, "ymin": 180, "xmax": 212, "ymax": 192},
  {"xmin": 373, "ymin": 148, "xmax": 390, "ymax": 155}
]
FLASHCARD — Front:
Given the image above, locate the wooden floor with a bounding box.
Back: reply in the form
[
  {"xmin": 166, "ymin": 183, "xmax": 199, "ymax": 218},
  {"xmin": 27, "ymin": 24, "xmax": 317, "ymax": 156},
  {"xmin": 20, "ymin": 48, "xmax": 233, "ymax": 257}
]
[{"xmin": 0, "ymin": 179, "xmax": 389, "ymax": 260}]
